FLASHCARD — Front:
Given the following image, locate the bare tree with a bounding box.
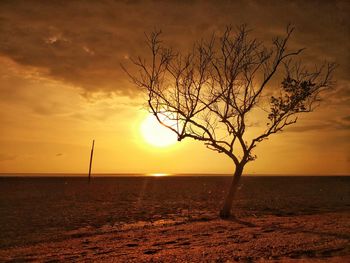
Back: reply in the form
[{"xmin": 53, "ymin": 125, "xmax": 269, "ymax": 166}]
[{"xmin": 124, "ymin": 25, "xmax": 336, "ymax": 218}]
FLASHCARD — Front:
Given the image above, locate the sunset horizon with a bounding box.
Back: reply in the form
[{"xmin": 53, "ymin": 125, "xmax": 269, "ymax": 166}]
[
  {"xmin": 0, "ymin": 1, "xmax": 349, "ymax": 176},
  {"xmin": 0, "ymin": 1, "xmax": 349, "ymax": 261}
]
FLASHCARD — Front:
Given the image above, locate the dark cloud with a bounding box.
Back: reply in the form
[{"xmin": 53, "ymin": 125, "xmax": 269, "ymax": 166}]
[{"xmin": 0, "ymin": 0, "xmax": 349, "ymax": 96}]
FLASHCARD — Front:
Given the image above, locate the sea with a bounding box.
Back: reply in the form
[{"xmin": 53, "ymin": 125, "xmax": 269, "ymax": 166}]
[{"xmin": 0, "ymin": 175, "xmax": 349, "ymax": 248}]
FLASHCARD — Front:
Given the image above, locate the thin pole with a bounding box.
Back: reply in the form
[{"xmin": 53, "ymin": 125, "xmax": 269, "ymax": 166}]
[{"xmin": 88, "ymin": 140, "xmax": 95, "ymax": 183}]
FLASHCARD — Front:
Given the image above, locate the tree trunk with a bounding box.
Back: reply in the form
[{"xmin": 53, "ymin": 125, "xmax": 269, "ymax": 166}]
[{"xmin": 220, "ymin": 165, "xmax": 244, "ymax": 219}]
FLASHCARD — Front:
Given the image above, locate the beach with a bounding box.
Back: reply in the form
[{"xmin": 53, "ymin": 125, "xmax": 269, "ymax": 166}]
[{"xmin": 0, "ymin": 176, "xmax": 349, "ymax": 262}]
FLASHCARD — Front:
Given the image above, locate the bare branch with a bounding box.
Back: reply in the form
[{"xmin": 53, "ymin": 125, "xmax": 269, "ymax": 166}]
[{"xmin": 123, "ymin": 25, "xmax": 335, "ymax": 166}]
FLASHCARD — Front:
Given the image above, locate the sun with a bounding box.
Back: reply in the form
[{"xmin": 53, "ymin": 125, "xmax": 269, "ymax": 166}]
[{"xmin": 140, "ymin": 114, "xmax": 178, "ymax": 148}]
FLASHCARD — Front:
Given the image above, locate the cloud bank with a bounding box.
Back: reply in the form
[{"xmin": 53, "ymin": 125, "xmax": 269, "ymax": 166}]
[{"xmin": 0, "ymin": 0, "xmax": 349, "ymax": 96}]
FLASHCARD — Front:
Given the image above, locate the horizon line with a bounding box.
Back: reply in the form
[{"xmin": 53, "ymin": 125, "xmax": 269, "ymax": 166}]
[{"xmin": 0, "ymin": 172, "xmax": 349, "ymax": 177}]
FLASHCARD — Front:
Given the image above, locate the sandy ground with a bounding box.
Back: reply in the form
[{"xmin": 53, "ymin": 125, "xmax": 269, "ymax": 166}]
[
  {"xmin": 1, "ymin": 176, "xmax": 349, "ymax": 262},
  {"xmin": 0, "ymin": 211, "xmax": 349, "ymax": 262}
]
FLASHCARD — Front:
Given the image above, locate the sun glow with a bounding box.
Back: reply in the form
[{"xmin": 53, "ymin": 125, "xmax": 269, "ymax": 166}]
[
  {"xmin": 140, "ymin": 114, "xmax": 178, "ymax": 148},
  {"xmin": 148, "ymin": 173, "xmax": 169, "ymax": 177}
]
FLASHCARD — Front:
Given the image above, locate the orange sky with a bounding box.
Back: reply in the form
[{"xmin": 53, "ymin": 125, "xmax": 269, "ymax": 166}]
[{"xmin": 0, "ymin": 0, "xmax": 349, "ymax": 175}]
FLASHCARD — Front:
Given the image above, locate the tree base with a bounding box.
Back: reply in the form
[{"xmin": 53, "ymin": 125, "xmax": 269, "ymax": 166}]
[{"xmin": 219, "ymin": 209, "xmax": 231, "ymax": 219}]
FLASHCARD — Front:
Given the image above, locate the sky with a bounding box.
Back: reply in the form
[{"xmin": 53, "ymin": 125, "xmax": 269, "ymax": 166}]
[{"xmin": 0, "ymin": 0, "xmax": 349, "ymax": 175}]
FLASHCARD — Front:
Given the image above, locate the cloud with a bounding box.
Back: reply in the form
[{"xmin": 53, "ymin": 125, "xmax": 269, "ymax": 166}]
[
  {"xmin": 325, "ymin": 81, "xmax": 350, "ymax": 106},
  {"xmin": 343, "ymin": 115, "xmax": 350, "ymax": 122},
  {"xmin": 0, "ymin": 57, "xmax": 141, "ymax": 127},
  {"xmin": 286, "ymin": 118, "xmax": 350, "ymax": 133},
  {"xmin": 0, "ymin": 0, "xmax": 348, "ymax": 96},
  {"xmin": 286, "ymin": 123, "xmax": 328, "ymax": 133},
  {"xmin": 0, "ymin": 153, "xmax": 17, "ymax": 162}
]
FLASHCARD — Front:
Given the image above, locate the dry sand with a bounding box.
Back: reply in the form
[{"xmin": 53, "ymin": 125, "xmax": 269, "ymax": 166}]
[
  {"xmin": 0, "ymin": 176, "xmax": 349, "ymax": 262},
  {"xmin": 0, "ymin": 212, "xmax": 349, "ymax": 262}
]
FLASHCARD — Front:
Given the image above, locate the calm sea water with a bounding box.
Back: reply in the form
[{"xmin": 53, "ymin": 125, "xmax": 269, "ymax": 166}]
[{"xmin": 0, "ymin": 175, "xmax": 349, "ymax": 248}]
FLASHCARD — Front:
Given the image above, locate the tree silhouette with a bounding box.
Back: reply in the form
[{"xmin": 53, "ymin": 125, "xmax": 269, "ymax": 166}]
[{"xmin": 124, "ymin": 25, "xmax": 336, "ymax": 218}]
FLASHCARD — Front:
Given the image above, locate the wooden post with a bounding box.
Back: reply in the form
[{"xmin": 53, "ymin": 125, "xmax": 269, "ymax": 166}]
[{"xmin": 88, "ymin": 140, "xmax": 95, "ymax": 183}]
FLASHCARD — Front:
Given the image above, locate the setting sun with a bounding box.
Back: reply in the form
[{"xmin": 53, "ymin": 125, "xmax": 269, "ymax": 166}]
[{"xmin": 140, "ymin": 114, "xmax": 178, "ymax": 148}]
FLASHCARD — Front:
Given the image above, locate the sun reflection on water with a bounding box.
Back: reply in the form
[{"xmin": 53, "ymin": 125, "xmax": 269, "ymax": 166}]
[{"xmin": 148, "ymin": 173, "xmax": 170, "ymax": 177}]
